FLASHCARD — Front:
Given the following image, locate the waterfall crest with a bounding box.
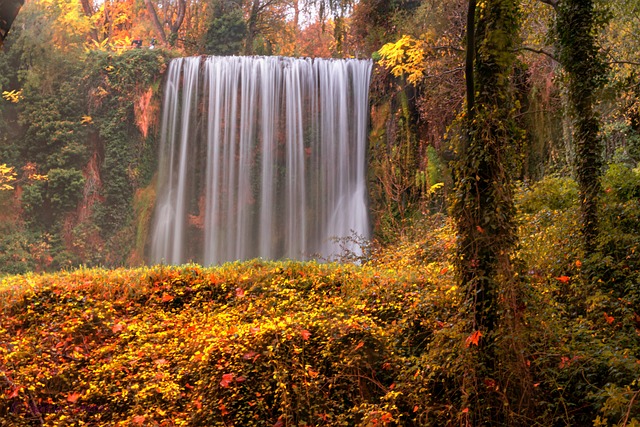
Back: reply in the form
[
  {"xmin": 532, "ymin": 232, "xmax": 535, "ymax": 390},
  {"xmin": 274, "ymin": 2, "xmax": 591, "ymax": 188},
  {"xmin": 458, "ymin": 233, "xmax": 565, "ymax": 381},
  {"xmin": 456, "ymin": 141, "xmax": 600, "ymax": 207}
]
[{"xmin": 150, "ymin": 56, "xmax": 372, "ymax": 265}]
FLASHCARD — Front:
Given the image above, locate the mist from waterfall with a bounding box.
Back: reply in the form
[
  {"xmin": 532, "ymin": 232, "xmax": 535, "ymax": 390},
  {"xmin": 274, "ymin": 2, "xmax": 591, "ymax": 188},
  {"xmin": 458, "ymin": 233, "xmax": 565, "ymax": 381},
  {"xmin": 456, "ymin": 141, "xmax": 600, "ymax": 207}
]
[{"xmin": 150, "ymin": 56, "xmax": 372, "ymax": 265}]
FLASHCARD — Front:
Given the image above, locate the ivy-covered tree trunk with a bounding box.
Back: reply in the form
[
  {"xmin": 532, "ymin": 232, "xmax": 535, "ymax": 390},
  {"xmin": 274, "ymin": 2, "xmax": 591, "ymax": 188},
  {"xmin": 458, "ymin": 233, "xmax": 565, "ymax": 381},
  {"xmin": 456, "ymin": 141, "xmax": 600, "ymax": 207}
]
[
  {"xmin": 454, "ymin": 0, "xmax": 522, "ymax": 423},
  {"xmin": 556, "ymin": 0, "xmax": 606, "ymax": 253}
]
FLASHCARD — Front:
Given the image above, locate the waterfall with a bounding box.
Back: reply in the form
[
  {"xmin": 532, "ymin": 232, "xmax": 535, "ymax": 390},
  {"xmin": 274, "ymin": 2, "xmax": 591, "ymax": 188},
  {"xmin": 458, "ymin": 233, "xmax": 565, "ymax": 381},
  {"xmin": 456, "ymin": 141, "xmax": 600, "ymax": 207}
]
[{"xmin": 150, "ymin": 56, "xmax": 372, "ymax": 265}]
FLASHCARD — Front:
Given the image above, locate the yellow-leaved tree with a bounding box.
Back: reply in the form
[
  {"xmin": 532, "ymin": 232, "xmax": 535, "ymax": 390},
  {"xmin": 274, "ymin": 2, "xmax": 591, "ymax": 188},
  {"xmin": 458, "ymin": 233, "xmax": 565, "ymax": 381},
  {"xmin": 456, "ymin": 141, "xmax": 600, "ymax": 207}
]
[
  {"xmin": 0, "ymin": 164, "xmax": 17, "ymax": 191},
  {"xmin": 377, "ymin": 34, "xmax": 427, "ymax": 85}
]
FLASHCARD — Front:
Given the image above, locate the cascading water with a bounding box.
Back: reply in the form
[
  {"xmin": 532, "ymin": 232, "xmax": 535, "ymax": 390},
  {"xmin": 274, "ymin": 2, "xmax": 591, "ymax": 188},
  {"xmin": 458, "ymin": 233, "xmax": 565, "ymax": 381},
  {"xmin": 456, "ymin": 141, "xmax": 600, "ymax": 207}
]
[{"xmin": 150, "ymin": 56, "xmax": 372, "ymax": 265}]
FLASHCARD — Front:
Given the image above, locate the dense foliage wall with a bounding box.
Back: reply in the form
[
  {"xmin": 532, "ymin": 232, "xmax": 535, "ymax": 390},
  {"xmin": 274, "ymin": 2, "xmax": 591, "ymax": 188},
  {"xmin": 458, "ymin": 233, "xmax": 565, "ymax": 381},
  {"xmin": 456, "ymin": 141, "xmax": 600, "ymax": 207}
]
[{"xmin": 0, "ymin": 43, "xmax": 170, "ymax": 274}]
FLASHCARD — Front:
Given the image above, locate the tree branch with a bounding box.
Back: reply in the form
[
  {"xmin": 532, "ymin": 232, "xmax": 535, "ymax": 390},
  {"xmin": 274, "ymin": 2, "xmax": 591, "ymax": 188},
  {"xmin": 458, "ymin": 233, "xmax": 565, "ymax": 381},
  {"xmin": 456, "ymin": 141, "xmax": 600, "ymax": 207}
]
[
  {"xmin": 609, "ymin": 60, "xmax": 640, "ymax": 66},
  {"xmin": 425, "ymin": 67, "xmax": 465, "ymax": 79},
  {"xmin": 518, "ymin": 46, "xmax": 558, "ymax": 62}
]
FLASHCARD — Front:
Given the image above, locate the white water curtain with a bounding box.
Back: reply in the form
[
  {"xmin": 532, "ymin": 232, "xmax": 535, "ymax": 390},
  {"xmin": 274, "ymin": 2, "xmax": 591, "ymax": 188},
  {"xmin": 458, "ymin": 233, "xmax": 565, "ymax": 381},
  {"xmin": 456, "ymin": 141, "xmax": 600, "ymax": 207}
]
[{"xmin": 151, "ymin": 56, "xmax": 372, "ymax": 265}]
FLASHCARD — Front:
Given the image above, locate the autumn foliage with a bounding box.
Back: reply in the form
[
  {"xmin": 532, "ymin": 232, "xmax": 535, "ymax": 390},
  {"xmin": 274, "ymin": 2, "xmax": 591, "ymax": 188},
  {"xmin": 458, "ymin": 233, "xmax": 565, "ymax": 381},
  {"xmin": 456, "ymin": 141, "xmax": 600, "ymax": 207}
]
[
  {"xmin": 1, "ymin": 183, "xmax": 640, "ymax": 425},
  {"xmin": 0, "ymin": 226, "xmax": 459, "ymax": 426}
]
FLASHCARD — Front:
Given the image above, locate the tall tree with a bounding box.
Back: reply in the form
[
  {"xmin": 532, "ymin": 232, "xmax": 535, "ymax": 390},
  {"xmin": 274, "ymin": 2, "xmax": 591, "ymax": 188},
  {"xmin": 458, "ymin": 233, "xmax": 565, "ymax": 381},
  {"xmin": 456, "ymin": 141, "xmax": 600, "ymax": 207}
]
[
  {"xmin": 555, "ymin": 0, "xmax": 607, "ymax": 252},
  {"xmin": 454, "ymin": 0, "xmax": 522, "ymax": 423},
  {"xmin": 144, "ymin": 0, "xmax": 187, "ymax": 46},
  {"xmin": 203, "ymin": 0, "xmax": 246, "ymax": 55}
]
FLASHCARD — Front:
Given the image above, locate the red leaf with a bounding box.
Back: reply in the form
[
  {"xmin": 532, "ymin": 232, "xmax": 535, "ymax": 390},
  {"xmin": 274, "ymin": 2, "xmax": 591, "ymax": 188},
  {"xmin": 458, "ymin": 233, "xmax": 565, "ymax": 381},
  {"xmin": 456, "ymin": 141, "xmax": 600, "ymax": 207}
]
[
  {"xmin": 7, "ymin": 387, "xmax": 20, "ymax": 398},
  {"xmin": 219, "ymin": 403, "xmax": 228, "ymax": 415},
  {"xmin": 300, "ymin": 329, "xmax": 311, "ymax": 341},
  {"xmin": 161, "ymin": 293, "xmax": 174, "ymax": 302},
  {"xmin": 220, "ymin": 373, "xmax": 234, "ymax": 387},
  {"xmin": 556, "ymin": 276, "xmax": 571, "ymax": 283},
  {"xmin": 604, "ymin": 312, "xmax": 614, "ymax": 325},
  {"xmin": 439, "ymin": 267, "xmax": 449, "ymax": 275},
  {"xmin": 483, "ymin": 378, "xmax": 497, "ymax": 389},
  {"xmin": 273, "ymin": 418, "xmax": 284, "ymax": 427},
  {"xmin": 462, "ymin": 407, "xmax": 469, "ymax": 413},
  {"xmin": 67, "ymin": 392, "xmax": 81, "ymax": 403},
  {"xmin": 476, "ymin": 225, "xmax": 485, "ymax": 233},
  {"xmin": 465, "ymin": 330, "xmax": 482, "ymax": 347},
  {"xmin": 235, "ymin": 287, "xmax": 245, "ymax": 298},
  {"xmin": 154, "ymin": 358, "xmax": 168, "ymax": 366},
  {"xmin": 381, "ymin": 412, "xmax": 393, "ymax": 423},
  {"xmin": 132, "ymin": 415, "xmax": 146, "ymax": 425},
  {"xmin": 243, "ymin": 351, "xmax": 258, "ymax": 360}
]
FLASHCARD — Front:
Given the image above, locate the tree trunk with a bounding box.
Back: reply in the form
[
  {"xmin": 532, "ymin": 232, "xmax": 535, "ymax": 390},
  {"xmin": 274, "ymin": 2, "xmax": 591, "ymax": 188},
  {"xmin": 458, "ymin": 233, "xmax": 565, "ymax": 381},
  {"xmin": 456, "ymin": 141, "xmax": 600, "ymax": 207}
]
[
  {"xmin": 78, "ymin": 0, "xmax": 99, "ymax": 42},
  {"xmin": 144, "ymin": 0, "xmax": 168, "ymax": 45},
  {"xmin": 556, "ymin": 0, "xmax": 606, "ymax": 253},
  {"xmin": 244, "ymin": 0, "xmax": 261, "ymax": 54},
  {"xmin": 169, "ymin": 0, "xmax": 187, "ymax": 44},
  {"xmin": 454, "ymin": 0, "xmax": 524, "ymax": 423}
]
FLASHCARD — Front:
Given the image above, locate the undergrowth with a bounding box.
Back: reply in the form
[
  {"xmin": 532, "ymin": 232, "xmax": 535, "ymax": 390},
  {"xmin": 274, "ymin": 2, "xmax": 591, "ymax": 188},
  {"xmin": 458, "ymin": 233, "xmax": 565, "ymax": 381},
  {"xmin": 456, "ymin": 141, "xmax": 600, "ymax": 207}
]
[{"xmin": 1, "ymin": 169, "xmax": 640, "ymax": 426}]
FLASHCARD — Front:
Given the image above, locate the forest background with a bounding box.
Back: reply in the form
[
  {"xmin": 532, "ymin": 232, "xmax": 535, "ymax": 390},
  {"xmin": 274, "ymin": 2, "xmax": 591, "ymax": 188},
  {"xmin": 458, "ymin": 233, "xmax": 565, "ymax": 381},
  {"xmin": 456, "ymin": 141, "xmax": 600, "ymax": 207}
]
[
  {"xmin": 0, "ymin": 0, "xmax": 638, "ymax": 274},
  {"xmin": 1, "ymin": 0, "xmax": 640, "ymax": 425}
]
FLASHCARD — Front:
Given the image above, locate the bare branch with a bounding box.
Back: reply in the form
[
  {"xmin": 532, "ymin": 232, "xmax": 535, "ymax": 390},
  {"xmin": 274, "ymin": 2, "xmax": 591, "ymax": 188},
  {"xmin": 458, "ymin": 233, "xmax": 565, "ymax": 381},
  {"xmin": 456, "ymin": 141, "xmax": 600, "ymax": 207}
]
[
  {"xmin": 609, "ymin": 60, "xmax": 640, "ymax": 66},
  {"xmin": 518, "ymin": 46, "xmax": 558, "ymax": 62},
  {"xmin": 425, "ymin": 67, "xmax": 465, "ymax": 79}
]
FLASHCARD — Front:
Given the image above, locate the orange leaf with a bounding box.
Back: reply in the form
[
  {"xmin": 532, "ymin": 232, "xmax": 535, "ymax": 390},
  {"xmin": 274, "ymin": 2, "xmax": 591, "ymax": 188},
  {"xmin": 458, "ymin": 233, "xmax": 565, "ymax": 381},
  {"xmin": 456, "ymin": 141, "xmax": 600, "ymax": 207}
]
[
  {"xmin": 354, "ymin": 340, "xmax": 364, "ymax": 351},
  {"xmin": 300, "ymin": 329, "xmax": 311, "ymax": 341},
  {"xmin": 603, "ymin": 312, "xmax": 614, "ymax": 325},
  {"xmin": 476, "ymin": 225, "xmax": 485, "ymax": 233},
  {"xmin": 235, "ymin": 287, "xmax": 245, "ymax": 298},
  {"xmin": 220, "ymin": 373, "xmax": 234, "ymax": 387},
  {"xmin": 219, "ymin": 402, "xmax": 228, "ymax": 415},
  {"xmin": 413, "ymin": 405, "xmax": 419, "ymax": 412},
  {"xmin": 440, "ymin": 267, "xmax": 448, "ymax": 275},
  {"xmin": 308, "ymin": 368, "xmax": 319, "ymax": 378},
  {"xmin": 67, "ymin": 392, "xmax": 81, "ymax": 403},
  {"xmin": 161, "ymin": 293, "xmax": 174, "ymax": 302},
  {"xmin": 7, "ymin": 387, "xmax": 20, "ymax": 398},
  {"xmin": 154, "ymin": 358, "xmax": 168, "ymax": 366},
  {"xmin": 556, "ymin": 275, "xmax": 571, "ymax": 283},
  {"xmin": 465, "ymin": 330, "xmax": 482, "ymax": 347},
  {"xmin": 462, "ymin": 407, "xmax": 469, "ymax": 413},
  {"xmin": 575, "ymin": 260, "xmax": 582, "ymax": 268},
  {"xmin": 111, "ymin": 323, "xmax": 125, "ymax": 333},
  {"xmin": 132, "ymin": 415, "xmax": 146, "ymax": 425}
]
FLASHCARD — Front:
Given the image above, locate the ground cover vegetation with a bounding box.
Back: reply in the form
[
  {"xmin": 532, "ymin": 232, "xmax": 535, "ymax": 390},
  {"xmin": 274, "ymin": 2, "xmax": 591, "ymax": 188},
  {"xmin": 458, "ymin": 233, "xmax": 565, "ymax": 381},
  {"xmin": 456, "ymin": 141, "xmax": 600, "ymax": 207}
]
[
  {"xmin": 0, "ymin": 180, "xmax": 639, "ymax": 425},
  {"xmin": 1, "ymin": 0, "xmax": 640, "ymax": 425}
]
